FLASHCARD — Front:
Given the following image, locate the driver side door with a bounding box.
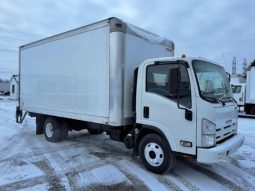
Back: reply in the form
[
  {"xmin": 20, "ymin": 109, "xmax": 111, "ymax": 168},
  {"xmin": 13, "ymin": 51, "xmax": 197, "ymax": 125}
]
[{"xmin": 139, "ymin": 62, "xmax": 197, "ymax": 155}]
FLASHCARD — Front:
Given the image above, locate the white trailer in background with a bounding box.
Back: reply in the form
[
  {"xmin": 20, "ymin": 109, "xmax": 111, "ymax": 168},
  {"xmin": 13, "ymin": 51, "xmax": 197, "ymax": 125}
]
[
  {"xmin": 17, "ymin": 17, "xmax": 244, "ymax": 174},
  {"xmin": 245, "ymin": 65, "xmax": 255, "ymax": 115}
]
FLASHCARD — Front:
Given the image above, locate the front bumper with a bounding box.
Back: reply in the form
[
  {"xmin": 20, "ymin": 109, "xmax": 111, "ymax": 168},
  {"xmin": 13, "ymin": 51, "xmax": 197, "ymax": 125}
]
[{"xmin": 197, "ymin": 134, "xmax": 244, "ymax": 163}]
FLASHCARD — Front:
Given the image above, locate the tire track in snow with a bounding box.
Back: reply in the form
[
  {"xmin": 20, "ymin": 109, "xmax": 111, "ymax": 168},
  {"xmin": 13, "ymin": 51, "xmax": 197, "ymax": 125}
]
[
  {"xmin": 33, "ymin": 160, "xmax": 66, "ymax": 191},
  {"xmin": 86, "ymin": 144, "xmax": 151, "ymax": 190},
  {"xmin": 116, "ymin": 157, "xmax": 183, "ymax": 191},
  {"xmin": 29, "ymin": 135, "xmax": 106, "ymax": 190},
  {"xmin": 170, "ymin": 171, "xmax": 201, "ymax": 191},
  {"xmin": 0, "ymin": 141, "xmax": 85, "ymax": 163},
  {"xmin": 28, "ymin": 138, "xmax": 66, "ymax": 191},
  {"xmin": 230, "ymin": 157, "xmax": 255, "ymax": 177},
  {"xmin": 0, "ymin": 159, "xmax": 106, "ymax": 191},
  {"xmin": 108, "ymin": 160, "xmax": 150, "ymax": 191},
  {"xmin": 156, "ymin": 175, "xmax": 184, "ymax": 191},
  {"xmin": 117, "ymin": 159, "xmax": 171, "ymax": 191},
  {"xmin": 87, "ymin": 140, "xmax": 171, "ymax": 191},
  {"xmin": 182, "ymin": 160, "xmax": 244, "ymax": 191},
  {"xmin": 51, "ymin": 148, "xmax": 106, "ymax": 190},
  {"xmin": 0, "ymin": 175, "xmax": 47, "ymax": 191},
  {"xmin": 170, "ymin": 161, "xmax": 233, "ymax": 191},
  {"xmin": 210, "ymin": 162, "xmax": 255, "ymax": 190}
]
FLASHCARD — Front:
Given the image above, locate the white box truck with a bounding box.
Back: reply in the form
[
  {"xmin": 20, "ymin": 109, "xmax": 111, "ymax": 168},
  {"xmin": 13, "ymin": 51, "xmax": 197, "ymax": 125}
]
[
  {"xmin": 16, "ymin": 17, "xmax": 244, "ymax": 174},
  {"xmin": 245, "ymin": 63, "xmax": 255, "ymax": 114}
]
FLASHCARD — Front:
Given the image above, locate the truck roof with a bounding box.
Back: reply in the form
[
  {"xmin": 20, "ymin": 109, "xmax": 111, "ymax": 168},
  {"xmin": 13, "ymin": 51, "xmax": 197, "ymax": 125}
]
[{"xmin": 20, "ymin": 17, "xmax": 174, "ymax": 51}]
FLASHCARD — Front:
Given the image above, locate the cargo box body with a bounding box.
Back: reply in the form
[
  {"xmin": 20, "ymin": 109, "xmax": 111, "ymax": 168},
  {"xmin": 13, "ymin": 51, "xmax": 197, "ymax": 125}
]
[
  {"xmin": 246, "ymin": 67, "xmax": 255, "ymax": 105},
  {"xmin": 19, "ymin": 18, "xmax": 174, "ymax": 126}
]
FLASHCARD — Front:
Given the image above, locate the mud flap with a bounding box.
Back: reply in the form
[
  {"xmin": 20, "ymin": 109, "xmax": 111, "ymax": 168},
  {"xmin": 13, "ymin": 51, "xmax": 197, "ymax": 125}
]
[{"xmin": 16, "ymin": 106, "xmax": 27, "ymax": 123}]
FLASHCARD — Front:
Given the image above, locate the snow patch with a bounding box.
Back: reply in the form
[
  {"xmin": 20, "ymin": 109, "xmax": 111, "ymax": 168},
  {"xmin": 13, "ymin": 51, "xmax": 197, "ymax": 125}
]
[
  {"xmin": 74, "ymin": 164, "xmax": 131, "ymax": 188},
  {"xmin": 0, "ymin": 160, "xmax": 44, "ymax": 186}
]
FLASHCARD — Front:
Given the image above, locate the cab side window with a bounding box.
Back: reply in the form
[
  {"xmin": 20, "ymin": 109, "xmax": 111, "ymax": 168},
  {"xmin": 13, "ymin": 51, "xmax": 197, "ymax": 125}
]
[{"xmin": 146, "ymin": 63, "xmax": 191, "ymax": 108}]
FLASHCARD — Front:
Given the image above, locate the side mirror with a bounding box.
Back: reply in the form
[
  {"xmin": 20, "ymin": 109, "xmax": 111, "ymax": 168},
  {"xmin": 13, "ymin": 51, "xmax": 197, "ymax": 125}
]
[
  {"xmin": 168, "ymin": 67, "xmax": 179, "ymax": 96},
  {"xmin": 226, "ymin": 72, "xmax": 231, "ymax": 82}
]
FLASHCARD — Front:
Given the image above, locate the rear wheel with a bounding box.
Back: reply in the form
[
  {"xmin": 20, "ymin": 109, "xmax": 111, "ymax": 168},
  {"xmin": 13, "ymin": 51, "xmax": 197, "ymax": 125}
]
[
  {"xmin": 139, "ymin": 134, "xmax": 175, "ymax": 174},
  {"xmin": 250, "ymin": 105, "xmax": 255, "ymax": 115},
  {"xmin": 36, "ymin": 116, "xmax": 45, "ymax": 135},
  {"xmin": 87, "ymin": 128, "xmax": 102, "ymax": 134},
  {"xmin": 44, "ymin": 117, "xmax": 62, "ymax": 142},
  {"xmin": 245, "ymin": 104, "xmax": 255, "ymax": 115},
  {"xmin": 61, "ymin": 122, "xmax": 69, "ymax": 139}
]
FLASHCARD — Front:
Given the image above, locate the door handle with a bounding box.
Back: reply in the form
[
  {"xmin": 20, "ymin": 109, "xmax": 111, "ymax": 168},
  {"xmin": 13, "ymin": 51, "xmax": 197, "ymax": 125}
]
[{"xmin": 143, "ymin": 106, "xmax": 149, "ymax": 118}]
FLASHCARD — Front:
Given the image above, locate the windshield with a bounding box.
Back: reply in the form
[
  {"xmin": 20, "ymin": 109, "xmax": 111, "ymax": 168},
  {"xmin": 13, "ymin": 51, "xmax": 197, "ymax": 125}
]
[
  {"xmin": 231, "ymin": 85, "xmax": 242, "ymax": 94},
  {"xmin": 192, "ymin": 60, "xmax": 232, "ymax": 103}
]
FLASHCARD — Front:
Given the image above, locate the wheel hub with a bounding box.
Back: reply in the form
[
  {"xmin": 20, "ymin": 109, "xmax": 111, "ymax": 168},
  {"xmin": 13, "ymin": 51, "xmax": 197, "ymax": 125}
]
[
  {"xmin": 144, "ymin": 142, "xmax": 164, "ymax": 167},
  {"xmin": 45, "ymin": 123, "xmax": 54, "ymax": 138}
]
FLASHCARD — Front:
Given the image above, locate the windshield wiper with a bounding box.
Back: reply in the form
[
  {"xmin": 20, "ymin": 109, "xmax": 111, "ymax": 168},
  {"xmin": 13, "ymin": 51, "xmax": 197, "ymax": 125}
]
[
  {"xmin": 202, "ymin": 95, "xmax": 225, "ymax": 106},
  {"xmin": 220, "ymin": 97, "xmax": 237, "ymax": 104}
]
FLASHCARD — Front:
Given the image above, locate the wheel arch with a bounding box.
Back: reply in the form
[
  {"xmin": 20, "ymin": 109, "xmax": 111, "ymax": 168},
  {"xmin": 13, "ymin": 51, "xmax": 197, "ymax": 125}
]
[{"xmin": 136, "ymin": 124, "xmax": 173, "ymax": 150}]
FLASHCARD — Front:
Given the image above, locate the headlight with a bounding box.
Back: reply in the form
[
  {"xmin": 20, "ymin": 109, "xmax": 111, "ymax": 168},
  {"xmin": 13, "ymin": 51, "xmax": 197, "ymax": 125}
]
[
  {"xmin": 201, "ymin": 119, "xmax": 216, "ymax": 147},
  {"xmin": 201, "ymin": 135, "xmax": 215, "ymax": 147},
  {"xmin": 202, "ymin": 118, "xmax": 216, "ymax": 134}
]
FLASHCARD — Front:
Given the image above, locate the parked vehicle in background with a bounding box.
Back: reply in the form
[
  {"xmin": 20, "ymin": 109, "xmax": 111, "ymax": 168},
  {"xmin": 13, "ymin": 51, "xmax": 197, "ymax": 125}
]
[
  {"xmin": 245, "ymin": 65, "xmax": 255, "ymax": 115},
  {"xmin": 16, "ymin": 17, "xmax": 244, "ymax": 174},
  {"xmin": 9, "ymin": 75, "xmax": 19, "ymax": 100},
  {"xmin": 231, "ymin": 83, "xmax": 245, "ymax": 110}
]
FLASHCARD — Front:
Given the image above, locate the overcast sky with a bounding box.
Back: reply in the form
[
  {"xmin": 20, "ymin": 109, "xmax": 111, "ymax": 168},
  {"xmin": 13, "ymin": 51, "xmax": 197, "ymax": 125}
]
[{"xmin": 0, "ymin": 0, "xmax": 254, "ymax": 79}]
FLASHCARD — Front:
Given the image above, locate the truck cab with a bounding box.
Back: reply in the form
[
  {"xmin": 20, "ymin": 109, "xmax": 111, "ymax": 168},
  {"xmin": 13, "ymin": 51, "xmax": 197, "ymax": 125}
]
[
  {"xmin": 135, "ymin": 57, "xmax": 244, "ymax": 173},
  {"xmin": 231, "ymin": 83, "xmax": 246, "ymax": 108}
]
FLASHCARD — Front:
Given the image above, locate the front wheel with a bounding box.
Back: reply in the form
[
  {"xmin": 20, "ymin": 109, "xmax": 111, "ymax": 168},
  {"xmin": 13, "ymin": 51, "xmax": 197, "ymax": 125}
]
[{"xmin": 139, "ymin": 134, "xmax": 175, "ymax": 174}]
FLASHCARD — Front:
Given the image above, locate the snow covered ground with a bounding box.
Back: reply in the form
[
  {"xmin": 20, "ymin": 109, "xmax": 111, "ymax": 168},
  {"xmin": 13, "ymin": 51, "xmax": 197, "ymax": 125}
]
[{"xmin": 0, "ymin": 96, "xmax": 254, "ymax": 191}]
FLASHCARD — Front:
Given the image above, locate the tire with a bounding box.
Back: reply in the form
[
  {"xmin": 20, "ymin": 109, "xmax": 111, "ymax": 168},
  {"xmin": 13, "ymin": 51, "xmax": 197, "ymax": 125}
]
[
  {"xmin": 87, "ymin": 128, "xmax": 102, "ymax": 134},
  {"xmin": 44, "ymin": 117, "xmax": 62, "ymax": 142},
  {"xmin": 139, "ymin": 134, "xmax": 175, "ymax": 174},
  {"xmin": 245, "ymin": 104, "xmax": 250, "ymax": 114},
  {"xmin": 36, "ymin": 116, "xmax": 45, "ymax": 135},
  {"xmin": 250, "ymin": 105, "xmax": 255, "ymax": 115}
]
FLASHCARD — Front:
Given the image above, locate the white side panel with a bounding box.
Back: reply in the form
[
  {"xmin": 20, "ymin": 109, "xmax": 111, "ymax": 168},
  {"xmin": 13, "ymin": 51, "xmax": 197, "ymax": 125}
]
[
  {"xmin": 246, "ymin": 71, "xmax": 251, "ymax": 103},
  {"xmin": 247, "ymin": 68, "xmax": 255, "ymax": 104},
  {"xmin": 20, "ymin": 26, "xmax": 110, "ymax": 123},
  {"xmin": 123, "ymin": 34, "xmax": 174, "ymax": 119}
]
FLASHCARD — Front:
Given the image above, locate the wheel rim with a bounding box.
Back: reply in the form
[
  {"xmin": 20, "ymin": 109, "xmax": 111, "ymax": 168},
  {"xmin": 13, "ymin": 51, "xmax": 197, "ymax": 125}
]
[
  {"xmin": 45, "ymin": 123, "xmax": 54, "ymax": 138},
  {"xmin": 144, "ymin": 142, "xmax": 164, "ymax": 167}
]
